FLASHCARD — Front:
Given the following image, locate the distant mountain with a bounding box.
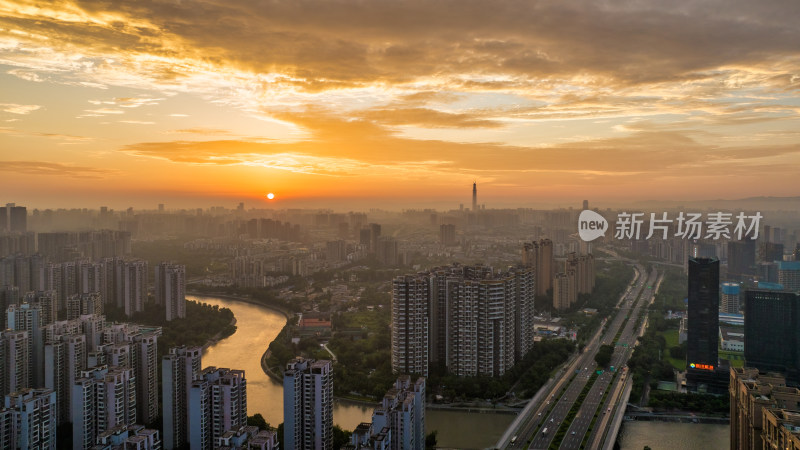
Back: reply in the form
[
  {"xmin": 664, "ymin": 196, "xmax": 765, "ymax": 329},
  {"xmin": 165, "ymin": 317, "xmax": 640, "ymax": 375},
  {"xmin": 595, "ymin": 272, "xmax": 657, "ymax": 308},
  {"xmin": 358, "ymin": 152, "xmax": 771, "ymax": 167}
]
[{"xmin": 631, "ymin": 196, "xmax": 800, "ymax": 212}]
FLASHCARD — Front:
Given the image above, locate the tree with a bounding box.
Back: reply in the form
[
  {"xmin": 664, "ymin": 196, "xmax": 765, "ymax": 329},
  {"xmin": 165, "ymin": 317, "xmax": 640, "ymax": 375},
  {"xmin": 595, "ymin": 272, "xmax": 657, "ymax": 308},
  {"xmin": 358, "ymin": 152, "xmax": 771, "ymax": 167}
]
[
  {"xmin": 595, "ymin": 344, "xmax": 614, "ymax": 368},
  {"xmin": 247, "ymin": 413, "xmax": 269, "ymax": 430},
  {"xmin": 333, "ymin": 425, "xmax": 352, "ymax": 450},
  {"xmin": 426, "ymin": 430, "xmax": 438, "ymax": 450}
]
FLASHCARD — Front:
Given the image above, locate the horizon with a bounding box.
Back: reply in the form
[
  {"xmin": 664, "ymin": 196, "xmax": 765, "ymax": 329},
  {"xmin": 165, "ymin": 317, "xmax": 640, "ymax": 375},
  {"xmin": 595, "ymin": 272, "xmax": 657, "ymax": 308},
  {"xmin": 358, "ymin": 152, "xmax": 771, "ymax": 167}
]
[{"xmin": 2, "ymin": 0, "xmax": 800, "ymax": 207}]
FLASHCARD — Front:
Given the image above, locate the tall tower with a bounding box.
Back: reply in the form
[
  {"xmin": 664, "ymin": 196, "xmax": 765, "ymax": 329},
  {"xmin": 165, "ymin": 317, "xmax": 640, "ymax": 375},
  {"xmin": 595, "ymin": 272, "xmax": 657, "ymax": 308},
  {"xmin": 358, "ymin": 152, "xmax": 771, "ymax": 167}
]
[{"xmin": 472, "ymin": 182, "xmax": 477, "ymax": 212}]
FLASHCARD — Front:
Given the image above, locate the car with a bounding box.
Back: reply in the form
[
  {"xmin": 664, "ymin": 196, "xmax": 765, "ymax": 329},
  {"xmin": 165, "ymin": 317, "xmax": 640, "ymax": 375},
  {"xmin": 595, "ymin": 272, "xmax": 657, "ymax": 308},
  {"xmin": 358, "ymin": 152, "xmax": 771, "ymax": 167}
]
[{"xmin": 571, "ymin": 431, "xmax": 576, "ymax": 435}]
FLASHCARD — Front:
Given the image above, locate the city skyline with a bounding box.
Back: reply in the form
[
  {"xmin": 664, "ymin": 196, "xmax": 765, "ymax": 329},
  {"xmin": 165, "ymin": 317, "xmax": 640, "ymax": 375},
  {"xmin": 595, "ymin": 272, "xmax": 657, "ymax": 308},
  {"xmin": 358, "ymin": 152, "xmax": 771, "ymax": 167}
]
[{"xmin": 2, "ymin": 1, "xmax": 800, "ymax": 209}]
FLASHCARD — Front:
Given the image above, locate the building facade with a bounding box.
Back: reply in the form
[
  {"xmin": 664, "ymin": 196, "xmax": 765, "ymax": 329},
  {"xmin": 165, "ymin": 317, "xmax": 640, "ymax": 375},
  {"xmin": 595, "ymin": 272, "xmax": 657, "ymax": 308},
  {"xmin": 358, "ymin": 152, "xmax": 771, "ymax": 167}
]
[{"xmin": 283, "ymin": 358, "xmax": 333, "ymax": 450}]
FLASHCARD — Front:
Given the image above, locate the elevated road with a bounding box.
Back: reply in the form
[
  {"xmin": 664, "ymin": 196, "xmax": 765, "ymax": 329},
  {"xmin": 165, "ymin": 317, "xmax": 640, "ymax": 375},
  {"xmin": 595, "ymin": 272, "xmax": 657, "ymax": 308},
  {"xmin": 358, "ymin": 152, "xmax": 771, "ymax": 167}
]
[{"xmin": 498, "ymin": 264, "xmax": 658, "ymax": 449}]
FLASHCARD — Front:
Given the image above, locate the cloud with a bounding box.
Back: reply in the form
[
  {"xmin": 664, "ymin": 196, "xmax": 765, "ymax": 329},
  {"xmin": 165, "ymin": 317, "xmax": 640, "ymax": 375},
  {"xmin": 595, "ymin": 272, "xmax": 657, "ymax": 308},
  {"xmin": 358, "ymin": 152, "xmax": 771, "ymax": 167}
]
[
  {"xmin": 0, "ymin": 160, "xmax": 110, "ymax": 178},
  {"xmin": 0, "ymin": 103, "xmax": 41, "ymax": 114},
  {"xmin": 120, "ymin": 110, "xmax": 800, "ymax": 189}
]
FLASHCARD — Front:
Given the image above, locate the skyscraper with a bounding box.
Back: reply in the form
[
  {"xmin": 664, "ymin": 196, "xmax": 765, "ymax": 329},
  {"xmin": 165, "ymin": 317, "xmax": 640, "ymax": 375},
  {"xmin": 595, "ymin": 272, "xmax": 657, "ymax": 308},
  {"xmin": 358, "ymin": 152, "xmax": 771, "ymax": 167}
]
[
  {"xmin": 155, "ymin": 262, "xmax": 186, "ymax": 321},
  {"xmin": 162, "ymin": 346, "xmax": 202, "ymax": 450},
  {"xmin": 686, "ymin": 257, "xmax": 721, "ymax": 390},
  {"xmin": 744, "ymin": 287, "xmax": 800, "ymax": 383},
  {"xmin": 283, "ymin": 358, "xmax": 333, "ymax": 450},
  {"xmin": 472, "ymin": 182, "xmax": 477, "ymax": 212}
]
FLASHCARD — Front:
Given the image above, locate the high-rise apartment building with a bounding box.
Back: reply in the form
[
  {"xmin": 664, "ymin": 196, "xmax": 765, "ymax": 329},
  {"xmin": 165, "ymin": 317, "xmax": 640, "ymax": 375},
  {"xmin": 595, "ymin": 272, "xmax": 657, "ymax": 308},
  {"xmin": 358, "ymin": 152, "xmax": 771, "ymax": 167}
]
[
  {"xmin": 44, "ymin": 334, "xmax": 86, "ymax": 424},
  {"xmin": 162, "ymin": 346, "xmax": 202, "ymax": 450},
  {"xmin": 283, "ymin": 358, "xmax": 333, "ymax": 450},
  {"xmin": 439, "ymin": 224, "xmax": 456, "ymax": 246},
  {"xmin": 368, "ymin": 223, "xmax": 382, "ymax": 254},
  {"xmin": 66, "ymin": 292, "xmax": 102, "ymax": 319},
  {"xmin": 0, "ymin": 204, "xmax": 27, "ymax": 233},
  {"xmin": 325, "ymin": 240, "xmax": 347, "ymax": 263},
  {"xmin": 370, "ymin": 376, "xmax": 425, "ymax": 450},
  {"xmin": 392, "ymin": 264, "xmax": 535, "ymax": 378},
  {"xmin": 522, "ymin": 239, "xmax": 553, "ymax": 296},
  {"xmin": 1, "ymin": 388, "xmax": 56, "ymax": 450},
  {"xmin": 778, "ymin": 261, "xmax": 800, "ymax": 292},
  {"xmin": 720, "ymin": 282, "xmax": 741, "ymax": 314},
  {"xmin": 728, "ymin": 239, "xmax": 756, "ymax": 278},
  {"xmin": 553, "ymin": 271, "xmax": 576, "ymax": 311},
  {"xmin": 119, "ymin": 259, "xmax": 148, "ymax": 317},
  {"xmin": 744, "ymin": 287, "xmax": 800, "ymax": 384},
  {"xmin": 6, "ymin": 303, "xmax": 44, "ymax": 387},
  {"xmin": 1, "ymin": 330, "xmax": 30, "ymax": 397},
  {"xmin": 730, "ymin": 367, "xmax": 800, "ymax": 450},
  {"xmin": 188, "ymin": 367, "xmax": 247, "ymax": 450},
  {"xmin": 391, "ymin": 275, "xmax": 430, "ymax": 377},
  {"xmin": 71, "ymin": 365, "xmax": 137, "ymax": 450},
  {"xmin": 155, "ymin": 262, "xmax": 186, "ymax": 321},
  {"xmin": 376, "ymin": 236, "xmax": 398, "ymax": 266}
]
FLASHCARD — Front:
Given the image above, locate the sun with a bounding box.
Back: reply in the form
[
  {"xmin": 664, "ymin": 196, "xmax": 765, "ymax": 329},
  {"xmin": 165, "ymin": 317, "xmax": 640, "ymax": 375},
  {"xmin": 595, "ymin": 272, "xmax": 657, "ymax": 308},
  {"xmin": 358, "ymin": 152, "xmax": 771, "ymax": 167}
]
[{"xmin": 266, "ymin": 192, "xmax": 275, "ymax": 200}]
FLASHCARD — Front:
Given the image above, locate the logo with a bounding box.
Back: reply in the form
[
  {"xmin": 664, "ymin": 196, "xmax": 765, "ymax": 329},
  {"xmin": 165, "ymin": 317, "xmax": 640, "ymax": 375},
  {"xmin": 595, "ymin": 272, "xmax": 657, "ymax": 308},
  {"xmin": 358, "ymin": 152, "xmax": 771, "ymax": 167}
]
[{"xmin": 578, "ymin": 210, "xmax": 608, "ymax": 242}]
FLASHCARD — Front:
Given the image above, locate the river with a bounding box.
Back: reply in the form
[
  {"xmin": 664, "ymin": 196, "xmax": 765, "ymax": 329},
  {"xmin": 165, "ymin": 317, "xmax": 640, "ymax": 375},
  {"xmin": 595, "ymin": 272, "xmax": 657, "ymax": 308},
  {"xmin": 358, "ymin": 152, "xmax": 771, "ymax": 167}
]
[
  {"xmin": 193, "ymin": 295, "xmax": 513, "ymax": 449},
  {"xmin": 618, "ymin": 421, "xmax": 729, "ymax": 450}
]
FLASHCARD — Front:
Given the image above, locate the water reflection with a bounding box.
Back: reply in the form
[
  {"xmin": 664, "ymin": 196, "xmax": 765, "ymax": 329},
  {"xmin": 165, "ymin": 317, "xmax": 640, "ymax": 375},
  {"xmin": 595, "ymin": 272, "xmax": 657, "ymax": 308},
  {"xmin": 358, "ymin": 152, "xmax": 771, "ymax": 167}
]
[{"xmin": 194, "ymin": 295, "xmax": 514, "ymax": 446}]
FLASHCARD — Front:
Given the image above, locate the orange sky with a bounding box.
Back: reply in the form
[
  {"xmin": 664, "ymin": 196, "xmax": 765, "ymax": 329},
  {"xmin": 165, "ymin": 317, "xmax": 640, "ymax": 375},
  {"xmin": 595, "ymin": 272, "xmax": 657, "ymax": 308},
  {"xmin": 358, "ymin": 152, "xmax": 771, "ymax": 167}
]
[{"xmin": 2, "ymin": 0, "xmax": 800, "ymax": 210}]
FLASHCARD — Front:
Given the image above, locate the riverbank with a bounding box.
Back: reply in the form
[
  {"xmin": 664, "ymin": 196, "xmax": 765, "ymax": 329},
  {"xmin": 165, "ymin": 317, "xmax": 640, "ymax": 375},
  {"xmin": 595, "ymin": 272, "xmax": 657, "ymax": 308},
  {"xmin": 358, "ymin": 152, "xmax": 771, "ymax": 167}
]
[
  {"xmin": 187, "ymin": 289, "xmax": 293, "ymax": 319},
  {"xmin": 202, "ymin": 316, "xmax": 238, "ymax": 350}
]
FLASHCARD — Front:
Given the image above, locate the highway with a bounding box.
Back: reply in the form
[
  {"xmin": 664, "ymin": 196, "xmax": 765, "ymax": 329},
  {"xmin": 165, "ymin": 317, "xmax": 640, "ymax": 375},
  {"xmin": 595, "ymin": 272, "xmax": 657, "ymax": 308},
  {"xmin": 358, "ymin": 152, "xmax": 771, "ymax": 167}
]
[{"xmin": 501, "ymin": 264, "xmax": 659, "ymax": 449}]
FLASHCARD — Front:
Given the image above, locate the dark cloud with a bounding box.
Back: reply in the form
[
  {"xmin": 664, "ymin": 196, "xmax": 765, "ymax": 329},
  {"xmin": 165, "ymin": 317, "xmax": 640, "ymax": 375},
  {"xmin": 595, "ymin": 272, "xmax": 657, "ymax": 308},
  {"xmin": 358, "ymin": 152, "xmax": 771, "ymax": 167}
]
[{"xmin": 4, "ymin": 0, "xmax": 799, "ymax": 90}]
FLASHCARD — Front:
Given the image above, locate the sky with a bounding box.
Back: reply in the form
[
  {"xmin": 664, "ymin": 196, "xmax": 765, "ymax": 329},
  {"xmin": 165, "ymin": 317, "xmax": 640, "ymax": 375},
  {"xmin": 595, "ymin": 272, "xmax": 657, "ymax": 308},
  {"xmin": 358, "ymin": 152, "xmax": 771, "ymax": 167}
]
[{"xmin": 1, "ymin": 0, "xmax": 800, "ymax": 210}]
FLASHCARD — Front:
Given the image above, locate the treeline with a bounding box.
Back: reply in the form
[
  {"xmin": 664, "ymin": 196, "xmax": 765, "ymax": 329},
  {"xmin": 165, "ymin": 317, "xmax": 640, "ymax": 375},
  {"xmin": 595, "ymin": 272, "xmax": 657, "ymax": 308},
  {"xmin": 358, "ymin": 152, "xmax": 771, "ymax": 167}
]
[
  {"xmin": 648, "ymin": 391, "xmax": 729, "ymax": 414},
  {"xmin": 105, "ymin": 300, "xmax": 235, "ymax": 360},
  {"xmin": 565, "ymin": 262, "xmax": 634, "ymax": 345},
  {"xmin": 653, "ymin": 268, "xmax": 687, "ymax": 312},
  {"xmin": 429, "ymin": 338, "xmax": 576, "ymax": 400},
  {"xmin": 628, "ymin": 312, "xmax": 681, "ymax": 402},
  {"xmin": 192, "ymin": 285, "xmax": 302, "ymax": 313}
]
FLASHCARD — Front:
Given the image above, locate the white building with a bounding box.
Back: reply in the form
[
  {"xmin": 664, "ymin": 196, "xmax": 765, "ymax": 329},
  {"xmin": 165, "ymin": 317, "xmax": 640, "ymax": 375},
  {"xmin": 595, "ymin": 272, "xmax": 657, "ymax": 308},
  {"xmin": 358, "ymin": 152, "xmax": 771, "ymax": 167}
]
[{"xmin": 283, "ymin": 358, "xmax": 333, "ymax": 450}]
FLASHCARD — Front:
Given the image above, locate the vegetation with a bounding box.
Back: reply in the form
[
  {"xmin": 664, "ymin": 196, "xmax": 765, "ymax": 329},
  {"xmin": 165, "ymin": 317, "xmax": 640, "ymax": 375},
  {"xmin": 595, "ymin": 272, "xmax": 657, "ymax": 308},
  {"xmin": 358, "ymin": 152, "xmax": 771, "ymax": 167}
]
[
  {"xmin": 653, "ymin": 268, "xmax": 687, "ymax": 312},
  {"xmin": 648, "ymin": 391, "xmax": 729, "ymax": 414},
  {"xmin": 429, "ymin": 338, "xmax": 576, "ymax": 401},
  {"xmin": 426, "ymin": 431, "xmax": 438, "ymax": 450},
  {"xmin": 333, "ymin": 425, "xmax": 352, "ymax": 450},
  {"xmin": 594, "ymin": 344, "xmax": 615, "ymax": 368},
  {"xmin": 328, "ymin": 309, "xmax": 395, "ymax": 399},
  {"xmin": 628, "ymin": 312, "xmax": 681, "ymax": 403},
  {"xmin": 562, "ymin": 262, "xmax": 634, "ymax": 346},
  {"xmin": 105, "ymin": 300, "xmax": 235, "ymax": 360},
  {"xmin": 549, "ymin": 371, "xmax": 601, "ymax": 449},
  {"xmin": 191, "ymin": 284, "xmax": 302, "ymax": 314},
  {"xmin": 247, "ymin": 413, "xmax": 270, "ymax": 430}
]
